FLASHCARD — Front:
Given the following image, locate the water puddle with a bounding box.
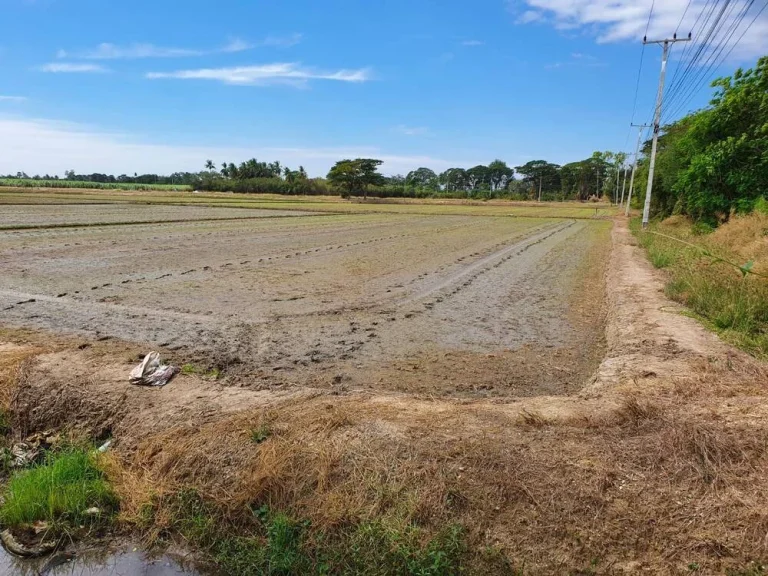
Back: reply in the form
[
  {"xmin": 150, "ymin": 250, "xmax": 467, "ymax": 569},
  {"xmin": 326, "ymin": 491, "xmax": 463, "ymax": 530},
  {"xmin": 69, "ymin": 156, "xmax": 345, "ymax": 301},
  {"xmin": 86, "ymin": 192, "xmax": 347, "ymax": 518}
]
[{"xmin": 0, "ymin": 542, "xmax": 201, "ymax": 575}]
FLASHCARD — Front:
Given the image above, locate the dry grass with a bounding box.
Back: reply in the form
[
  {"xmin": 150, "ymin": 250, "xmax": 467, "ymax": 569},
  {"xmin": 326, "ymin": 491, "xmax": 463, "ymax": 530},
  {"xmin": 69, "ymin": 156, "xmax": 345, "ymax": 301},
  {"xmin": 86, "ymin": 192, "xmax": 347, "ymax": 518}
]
[
  {"xmin": 0, "ymin": 344, "xmax": 42, "ymax": 412},
  {"xmin": 710, "ymin": 212, "xmax": 768, "ymax": 275}
]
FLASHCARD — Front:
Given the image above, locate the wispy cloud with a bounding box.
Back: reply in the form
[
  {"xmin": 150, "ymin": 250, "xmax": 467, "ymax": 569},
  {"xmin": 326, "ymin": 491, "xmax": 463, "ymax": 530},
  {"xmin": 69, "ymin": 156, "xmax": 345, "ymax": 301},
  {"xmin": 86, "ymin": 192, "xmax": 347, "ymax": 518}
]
[
  {"xmin": 262, "ymin": 33, "xmax": 303, "ymax": 47},
  {"xmin": 461, "ymin": 40, "xmax": 485, "ymax": 46},
  {"xmin": 0, "ymin": 95, "xmax": 27, "ymax": 102},
  {"xmin": 39, "ymin": 63, "xmax": 109, "ymax": 73},
  {"xmin": 544, "ymin": 51, "xmax": 606, "ymax": 70},
  {"xmin": 56, "ymin": 38, "xmax": 253, "ymax": 60},
  {"xmin": 146, "ymin": 63, "xmax": 371, "ymax": 87},
  {"xmin": 511, "ymin": 0, "xmax": 768, "ymax": 60},
  {"xmin": 56, "ymin": 34, "xmax": 301, "ymax": 60},
  {"xmin": 394, "ymin": 125, "xmax": 431, "ymax": 136},
  {"xmin": 515, "ymin": 10, "xmax": 544, "ymax": 24}
]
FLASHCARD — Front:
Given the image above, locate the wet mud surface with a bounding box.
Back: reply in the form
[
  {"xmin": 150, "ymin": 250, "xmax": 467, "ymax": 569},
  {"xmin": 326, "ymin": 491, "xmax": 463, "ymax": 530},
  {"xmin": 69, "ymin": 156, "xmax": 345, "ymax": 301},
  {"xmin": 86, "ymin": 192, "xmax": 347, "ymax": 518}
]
[{"xmin": 0, "ymin": 206, "xmax": 610, "ymax": 397}]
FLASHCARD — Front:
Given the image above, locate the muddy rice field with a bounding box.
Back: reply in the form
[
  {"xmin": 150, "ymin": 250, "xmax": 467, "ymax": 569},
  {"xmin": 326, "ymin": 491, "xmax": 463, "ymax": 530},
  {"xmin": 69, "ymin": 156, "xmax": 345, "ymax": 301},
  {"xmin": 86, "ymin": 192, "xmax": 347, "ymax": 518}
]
[{"xmin": 0, "ymin": 197, "xmax": 610, "ymax": 397}]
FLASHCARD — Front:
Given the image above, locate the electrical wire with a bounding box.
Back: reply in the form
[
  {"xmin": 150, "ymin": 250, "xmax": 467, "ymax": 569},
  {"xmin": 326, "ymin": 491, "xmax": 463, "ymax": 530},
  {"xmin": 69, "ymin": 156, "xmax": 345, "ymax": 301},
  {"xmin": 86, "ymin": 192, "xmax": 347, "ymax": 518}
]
[
  {"xmin": 663, "ymin": 0, "xmax": 762, "ymax": 122},
  {"xmin": 663, "ymin": 0, "xmax": 721, "ymax": 106}
]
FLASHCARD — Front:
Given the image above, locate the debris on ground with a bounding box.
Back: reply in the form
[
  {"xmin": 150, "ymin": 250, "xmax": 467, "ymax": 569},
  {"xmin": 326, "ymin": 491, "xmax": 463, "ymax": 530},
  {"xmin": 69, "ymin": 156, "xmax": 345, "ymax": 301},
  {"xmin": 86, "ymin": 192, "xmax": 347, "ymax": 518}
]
[
  {"xmin": 7, "ymin": 430, "xmax": 61, "ymax": 468},
  {"xmin": 129, "ymin": 352, "xmax": 179, "ymax": 387},
  {"xmin": 0, "ymin": 528, "xmax": 58, "ymax": 558}
]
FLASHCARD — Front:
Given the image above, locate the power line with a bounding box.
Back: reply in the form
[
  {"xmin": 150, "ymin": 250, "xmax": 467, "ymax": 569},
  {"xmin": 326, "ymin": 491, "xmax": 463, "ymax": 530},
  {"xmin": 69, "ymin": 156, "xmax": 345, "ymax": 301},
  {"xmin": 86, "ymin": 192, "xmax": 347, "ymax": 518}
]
[
  {"xmin": 663, "ymin": 0, "xmax": 722, "ymax": 106},
  {"xmin": 664, "ymin": 0, "xmax": 745, "ymax": 114},
  {"xmin": 665, "ymin": 0, "xmax": 734, "ymax": 105},
  {"xmin": 624, "ymin": 0, "xmax": 656, "ymax": 149},
  {"xmin": 663, "ymin": 0, "xmax": 763, "ymax": 122},
  {"xmin": 663, "ymin": 0, "xmax": 745, "ymax": 120},
  {"xmin": 675, "ymin": 0, "xmax": 694, "ymax": 35}
]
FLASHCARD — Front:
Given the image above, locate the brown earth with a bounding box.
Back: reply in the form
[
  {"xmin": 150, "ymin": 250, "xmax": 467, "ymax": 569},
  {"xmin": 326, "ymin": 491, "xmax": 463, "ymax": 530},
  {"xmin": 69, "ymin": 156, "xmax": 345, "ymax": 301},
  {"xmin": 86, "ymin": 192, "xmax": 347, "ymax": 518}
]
[
  {"xmin": 0, "ymin": 206, "xmax": 608, "ymax": 396},
  {"xmin": 1, "ymin": 211, "xmax": 767, "ymax": 574}
]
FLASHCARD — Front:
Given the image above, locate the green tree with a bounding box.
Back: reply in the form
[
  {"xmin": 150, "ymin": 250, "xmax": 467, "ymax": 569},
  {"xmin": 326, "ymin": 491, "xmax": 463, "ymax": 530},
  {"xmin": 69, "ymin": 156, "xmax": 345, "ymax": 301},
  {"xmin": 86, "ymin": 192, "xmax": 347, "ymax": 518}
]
[
  {"xmin": 406, "ymin": 167, "xmax": 438, "ymax": 190},
  {"xmin": 487, "ymin": 160, "xmax": 514, "ymax": 191},
  {"xmin": 439, "ymin": 168, "xmax": 469, "ymax": 193},
  {"xmin": 466, "ymin": 165, "xmax": 490, "ymax": 193},
  {"xmin": 327, "ymin": 158, "xmax": 385, "ymax": 199},
  {"xmin": 515, "ymin": 160, "xmax": 561, "ymax": 200}
]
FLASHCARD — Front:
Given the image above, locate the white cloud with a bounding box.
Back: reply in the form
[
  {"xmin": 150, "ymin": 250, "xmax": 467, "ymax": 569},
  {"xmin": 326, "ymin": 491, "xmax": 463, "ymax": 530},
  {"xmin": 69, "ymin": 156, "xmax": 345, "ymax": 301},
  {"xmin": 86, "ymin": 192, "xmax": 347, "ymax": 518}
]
[
  {"xmin": 0, "ymin": 117, "xmax": 465, "ymax": 177},
  {"xmin": 394, "ymin": 125, "xmax": 431, "ymax": 136},
  {"xmin": 39, "ymin": 63, "xmax": 109, "ymax": 73},
  {"xmin": 461, "ymin": 40, "xmax": 485, "ymax": 46},
  {"xmin": 146, "ymin": 63, "xmax": 371, "ymax": 86},
  {"xmin": 0, "ymin": 95, "xmax": 27, "ymax": 102},
  {"xmin": 512, "ymin": 0, "xmax": 768, "ymax": 60},
  {"xmin": 221, "ymin": 38, "xmax": 254, "ymax": 53},
  {"xmin": 516, "ymin": 10, "xmax": 544, "ymax": 24},
  {"xmin": 56, "ymin": 35, "xmax": 299, "ymax": 60},
  {"xmin": 545, "ymin": 52, "xmax": 606, "ymax": 69},
  {"xmin": 262, "ymin": 33, "xmax": 303, "ymax": 47},
  {"xmin": 59, "ymin": 43, "xmax": 204, "ymax": 60}
]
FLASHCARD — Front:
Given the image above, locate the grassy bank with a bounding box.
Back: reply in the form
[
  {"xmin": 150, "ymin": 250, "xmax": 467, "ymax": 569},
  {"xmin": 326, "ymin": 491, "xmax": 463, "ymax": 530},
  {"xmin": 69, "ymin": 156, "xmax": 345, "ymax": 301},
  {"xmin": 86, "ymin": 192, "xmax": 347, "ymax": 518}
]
[
  {"xmin": 137, "ymin": 488, "xmax": 476, "ymax": 576},
  {"xmin": 0, "ymin": 449, "xmax": 116, "ymax": 531},
  {"xmin": 631, "ymin": 213, "xmax": 768, "ymax": 357}
]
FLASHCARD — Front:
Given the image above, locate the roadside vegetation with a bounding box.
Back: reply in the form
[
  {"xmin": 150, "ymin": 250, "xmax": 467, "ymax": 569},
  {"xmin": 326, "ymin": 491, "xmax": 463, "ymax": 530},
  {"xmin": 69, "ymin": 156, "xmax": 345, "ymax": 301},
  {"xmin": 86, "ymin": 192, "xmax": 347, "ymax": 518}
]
[
  {"xmin": 629, "ymin": 56, "xmax": 768, "ymax": 358},
  {"xmin": 632, "ymin": 212, "xmax": 768, "ymax": 358},
  {"xmin": 632, "ymin": 56, "xmax": 767, "ymax": 224}
]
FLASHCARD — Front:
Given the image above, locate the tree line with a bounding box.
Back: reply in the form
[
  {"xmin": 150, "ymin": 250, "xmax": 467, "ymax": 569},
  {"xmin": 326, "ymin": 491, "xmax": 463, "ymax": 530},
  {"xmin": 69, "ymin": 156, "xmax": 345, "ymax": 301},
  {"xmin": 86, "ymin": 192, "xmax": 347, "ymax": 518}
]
[{"xmin": 3, "ymin": 153, "xmax": 632, "ymax": 201}]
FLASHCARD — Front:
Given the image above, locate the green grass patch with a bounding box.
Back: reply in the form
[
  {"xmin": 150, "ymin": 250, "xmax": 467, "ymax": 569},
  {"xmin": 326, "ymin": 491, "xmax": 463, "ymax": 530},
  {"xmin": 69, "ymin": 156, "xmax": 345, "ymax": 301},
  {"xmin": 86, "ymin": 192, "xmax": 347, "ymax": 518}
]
[
  {"xmin": 0, "ymin": 448, "xmax": 117, "ymax": 530},
  {"xmin": 156, "ymin": 489, "xmax": 473, "ymax": 575},
  {"xmin": 249, "ymin": 423, "xmax": 272, "ymax": 444}
]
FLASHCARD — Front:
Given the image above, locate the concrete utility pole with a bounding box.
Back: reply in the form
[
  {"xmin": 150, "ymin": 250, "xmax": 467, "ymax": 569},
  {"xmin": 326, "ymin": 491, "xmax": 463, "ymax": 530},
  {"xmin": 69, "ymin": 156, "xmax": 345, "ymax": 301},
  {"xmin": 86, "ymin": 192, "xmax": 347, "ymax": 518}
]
[
  {"xmin": 641, "ymin": 34, "xmax": 691, "ymax": 227},
  {"xmin": 538, "ymin": 175, "xmax": 543, "ymax": 202},
  {"xmin": 619, "ymin": 164, "xmax": 629, "ymax": 207},
  {"xmin": 626, "ymin": 123, "xmax": 652, "ymax": 216}
]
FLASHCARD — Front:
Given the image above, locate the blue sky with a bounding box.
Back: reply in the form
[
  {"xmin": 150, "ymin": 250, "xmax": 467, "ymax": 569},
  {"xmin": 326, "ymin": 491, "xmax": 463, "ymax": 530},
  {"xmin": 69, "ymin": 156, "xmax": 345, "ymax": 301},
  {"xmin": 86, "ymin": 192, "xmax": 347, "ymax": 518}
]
[{"xmin": 1, "ymin": 0, "xmax": 765, "ymax": 177}]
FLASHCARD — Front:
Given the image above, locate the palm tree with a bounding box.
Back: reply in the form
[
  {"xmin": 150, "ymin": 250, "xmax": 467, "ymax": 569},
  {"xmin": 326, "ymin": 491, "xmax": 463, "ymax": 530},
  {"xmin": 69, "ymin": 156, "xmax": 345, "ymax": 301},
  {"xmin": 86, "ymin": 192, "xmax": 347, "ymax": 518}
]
[{"xmin": 204, "ymin": 159, "xmax": 215, "ymax": 172}]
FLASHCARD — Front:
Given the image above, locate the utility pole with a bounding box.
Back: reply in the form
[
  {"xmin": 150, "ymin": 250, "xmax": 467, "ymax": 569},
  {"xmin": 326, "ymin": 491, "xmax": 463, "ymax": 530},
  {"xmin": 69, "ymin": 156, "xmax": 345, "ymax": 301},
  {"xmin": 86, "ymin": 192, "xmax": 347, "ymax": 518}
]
[
  {"xmin": 619, "ymin": 164, "xmax": 629, "ymax": 207},
  {"xmin": 626, "ymin": 123, "xmax": 652, "ymax": 216},
  {"xmin": 641, "ymin": 34, "xmax": 691, "ymax": 227},
  {"xmin": 614, "ymin": 162, "xmax": 620, "ymax": 205},
  {"xmin": 538, "ymin": 175, "xmax": 542, "ymax": 202}
]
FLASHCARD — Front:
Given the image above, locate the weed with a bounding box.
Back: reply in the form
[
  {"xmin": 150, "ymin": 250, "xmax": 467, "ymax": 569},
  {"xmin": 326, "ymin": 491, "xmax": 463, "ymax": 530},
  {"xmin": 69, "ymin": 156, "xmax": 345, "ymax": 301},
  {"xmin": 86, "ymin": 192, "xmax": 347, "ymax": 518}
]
[
  {"xmin": 158, "ymin": 488, "xmax": 469, "ymax": 575},
  {"xmin": 649, "ymin": 248, "xmax": 675, "ymax": 268},
  {"xmin": 0, "ymin": 448, "xmax": 117, "ymax": 530},
  {"xmin": 181, "ymin": 364, "xmax": 221, "ymax": 379},
  {"xmin": 250, "ymin": 423, "xmax": 272, "ymax": 444}
]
